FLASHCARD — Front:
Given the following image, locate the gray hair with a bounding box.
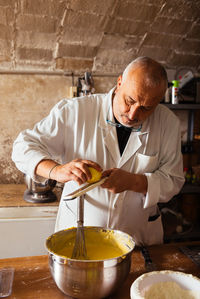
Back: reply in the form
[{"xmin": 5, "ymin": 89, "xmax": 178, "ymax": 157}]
[{"xmin": 122, "ymin": 56, "xmax": 168, "ymax": 88}]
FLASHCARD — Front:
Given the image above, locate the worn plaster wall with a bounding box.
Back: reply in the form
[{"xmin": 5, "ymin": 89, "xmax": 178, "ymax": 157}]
[
  {"xmin": 0, "ymin": 0, "xmax": 199, "ymax": 183},
  {"xmin": 0, "ymin": 74, "xmax": 117, "ymax": 183},
  {"xmin": 0, "ymin": 0, "xmax": 199, "ymax": 73}
]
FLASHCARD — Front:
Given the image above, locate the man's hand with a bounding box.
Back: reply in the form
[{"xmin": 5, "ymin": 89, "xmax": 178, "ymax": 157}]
[
  {"xmin": 35, "ymin": 159, "xmax": 102, "ymax": 185},
  {"xmin": 101, "ymin": 168, "xmax": 147, "ymax": 195}
]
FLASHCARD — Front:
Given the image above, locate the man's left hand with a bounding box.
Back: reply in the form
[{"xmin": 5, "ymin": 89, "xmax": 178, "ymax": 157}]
[{"xmin": 101, "ymin": 168, "xmax": 147, "ymax": 194}]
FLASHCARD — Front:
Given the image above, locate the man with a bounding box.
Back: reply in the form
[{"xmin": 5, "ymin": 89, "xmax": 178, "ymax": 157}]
[{"xmin": 12, "ymin": 57, "xmax": 184, "ymax": 245}]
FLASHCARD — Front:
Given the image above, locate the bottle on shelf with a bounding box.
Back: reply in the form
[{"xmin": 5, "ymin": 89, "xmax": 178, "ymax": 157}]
[{"xmin": 172, "ymin": 80, "xmax": 179, "ymax": 104}]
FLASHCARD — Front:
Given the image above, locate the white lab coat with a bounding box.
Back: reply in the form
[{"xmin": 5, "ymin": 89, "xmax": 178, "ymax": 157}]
[{"xmin": 12, "ymin": 88, "xmax": 185, "ymax": 245}]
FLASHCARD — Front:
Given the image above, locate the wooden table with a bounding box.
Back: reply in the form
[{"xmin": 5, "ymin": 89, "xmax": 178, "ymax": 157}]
[
  {"xmin": 0, "ymin": 184, "xmax": 61, "ymax": 207},
  {"xmin": 0, "ymin": 242, "xmax": 199, "ymax": 299}
]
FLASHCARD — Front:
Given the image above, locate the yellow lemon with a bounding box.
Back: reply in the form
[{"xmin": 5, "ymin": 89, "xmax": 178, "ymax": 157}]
[{"xmin": 87, "ymin": 167, "xmax": 102, "ymax": 184}]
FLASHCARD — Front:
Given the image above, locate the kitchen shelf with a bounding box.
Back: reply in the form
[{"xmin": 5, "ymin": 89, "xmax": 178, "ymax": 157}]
[
  {"xmin": 162, "ymin": 103, "xmax": 200, "ymax": 110},
  {"xmin": 180, "ymin": 183, "xmax": 200, "ymax": 194},
  {"xmin": 164, "ymin": 228, "xmax": 200, "ymax": 243},
  {"xmin": 161, "ymin": 103, "xmax": 200, "ymax": 143}
]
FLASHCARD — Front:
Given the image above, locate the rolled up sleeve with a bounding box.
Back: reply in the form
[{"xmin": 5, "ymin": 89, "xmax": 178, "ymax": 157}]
[{"xmin": 12, "ymin": 99, "xmax": 67, "ymax": 181}]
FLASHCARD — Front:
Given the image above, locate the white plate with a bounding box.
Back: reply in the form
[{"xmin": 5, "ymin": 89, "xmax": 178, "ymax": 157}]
[{"xmin": 130, "ymin": 270, "xmax": 200, "ymax": 299}]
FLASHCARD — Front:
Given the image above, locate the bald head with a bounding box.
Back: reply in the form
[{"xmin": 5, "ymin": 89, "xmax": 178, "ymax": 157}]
[
  {"xmin": 113, "ymin": 57, "xmax": 168, "ymax": 128},
  {"xmin": 122, "ymin": 56, "xmax": 168, "ymax": 90}
]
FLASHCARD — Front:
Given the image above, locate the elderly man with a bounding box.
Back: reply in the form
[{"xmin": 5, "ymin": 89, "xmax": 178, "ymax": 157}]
[{"xmin": 12, "ymin": 57, "xmax": 184, "ymax": 245}]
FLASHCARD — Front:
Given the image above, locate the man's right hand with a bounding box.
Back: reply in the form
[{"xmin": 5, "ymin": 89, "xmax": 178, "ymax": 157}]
[{"xmin": 35, "ymin": 159, "xmax": 102, "ymax": 185}]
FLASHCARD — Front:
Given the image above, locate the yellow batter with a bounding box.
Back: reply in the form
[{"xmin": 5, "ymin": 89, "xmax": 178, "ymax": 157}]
[{"xmin": 46, "ymin": 227, "xmax": 132, "ymax": 260}]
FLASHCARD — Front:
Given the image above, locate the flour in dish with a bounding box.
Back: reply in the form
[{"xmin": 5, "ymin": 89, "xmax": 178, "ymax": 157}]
[{"xmin": 144, "ymin": 281, "xmax": 200, "ymax": 299}]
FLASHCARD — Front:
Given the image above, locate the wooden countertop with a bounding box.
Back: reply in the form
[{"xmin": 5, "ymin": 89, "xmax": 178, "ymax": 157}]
[
  {"xmin": 0, "ymin": 242, "xmax": 199, "ymax": 299},
  {"xmin": 0, "ymin": 184, "xmax": 61, "ymax": 207}
]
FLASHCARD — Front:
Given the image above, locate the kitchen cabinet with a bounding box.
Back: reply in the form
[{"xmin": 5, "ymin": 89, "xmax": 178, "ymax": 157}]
[
  {"xmin": 0, "ymin": 241, "xmax": 199, "ymax": 299},
  {"xmin": 0, "ymin": 184, "xmax": 59, "ymax": 258},
  {"xmin": 0, "ymin": 212, "xmax": 57, "ymax": 258}
]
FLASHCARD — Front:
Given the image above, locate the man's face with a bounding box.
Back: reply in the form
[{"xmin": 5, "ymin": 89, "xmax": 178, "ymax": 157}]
[{"xmin": 113, "ymin": 69, "xmax": 166, "ymax": 128}]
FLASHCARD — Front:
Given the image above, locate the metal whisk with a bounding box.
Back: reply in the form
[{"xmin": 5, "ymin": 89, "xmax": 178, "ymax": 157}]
[{"xmin": 71, "ymin": 194, "xmax": 87, "ymax": 259}]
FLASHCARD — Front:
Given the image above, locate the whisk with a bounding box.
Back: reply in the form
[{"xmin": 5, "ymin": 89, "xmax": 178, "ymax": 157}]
[
  {"xmin": 71, "ymin": 194, "xmax": 87, "ymax": 259},
  {"xmin": 63, "ymin": 178, "xmax": 107, "ymax": 259}
]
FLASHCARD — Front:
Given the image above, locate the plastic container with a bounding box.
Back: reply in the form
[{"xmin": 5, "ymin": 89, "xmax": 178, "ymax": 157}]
[{"xmin": 0, "ymin": 268, "xmax": 14, "ymax": 298}]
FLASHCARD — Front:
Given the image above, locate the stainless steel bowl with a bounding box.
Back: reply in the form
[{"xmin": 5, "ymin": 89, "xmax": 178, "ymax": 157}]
[{"xmin": 46, "ymin": 226, "xmax": 135, "ymax": 299}]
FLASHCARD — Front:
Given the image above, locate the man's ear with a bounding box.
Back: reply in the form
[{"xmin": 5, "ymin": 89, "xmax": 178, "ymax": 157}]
[{"xmin": 115, "ymin": 75, "xmax": 122, "ymax": 92}]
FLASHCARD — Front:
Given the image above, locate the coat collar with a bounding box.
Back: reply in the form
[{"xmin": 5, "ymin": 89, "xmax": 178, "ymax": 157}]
[{"xmin": 98, "ymin": 87, "xmax": 149, "ymax": 167}]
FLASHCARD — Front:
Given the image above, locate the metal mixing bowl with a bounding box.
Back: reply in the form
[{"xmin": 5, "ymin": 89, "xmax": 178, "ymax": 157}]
[{"xmin": 46, "ymin": 226, "xmax": 135, "ymax": 299}]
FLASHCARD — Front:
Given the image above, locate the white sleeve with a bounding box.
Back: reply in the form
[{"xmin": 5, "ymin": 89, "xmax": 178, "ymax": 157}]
[
  {"xmin": 143, "ymin": 114, "xmax": 185, "ymax": 209},
  {"xmin": 12, "ymin": 99, "xmax": 67, "ymax": 182}
]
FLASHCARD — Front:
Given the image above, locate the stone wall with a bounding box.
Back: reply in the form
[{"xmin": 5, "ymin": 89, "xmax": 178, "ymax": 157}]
[
  {"xmin": 0, "ymin": 0, "xmax": 199, "ymax": 73},
  {"xmin": 0, "ymin": 0, "xmax": 200, "ymax": 183},
  {"xmin": 0, "ymin": 74, "xmax": 117, "ymax": 183}
]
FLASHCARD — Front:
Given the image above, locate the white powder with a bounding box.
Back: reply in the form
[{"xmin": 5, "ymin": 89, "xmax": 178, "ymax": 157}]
[{"xmin": 144, "ymin": 281, "xmax": 200, "ymax": 299}]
